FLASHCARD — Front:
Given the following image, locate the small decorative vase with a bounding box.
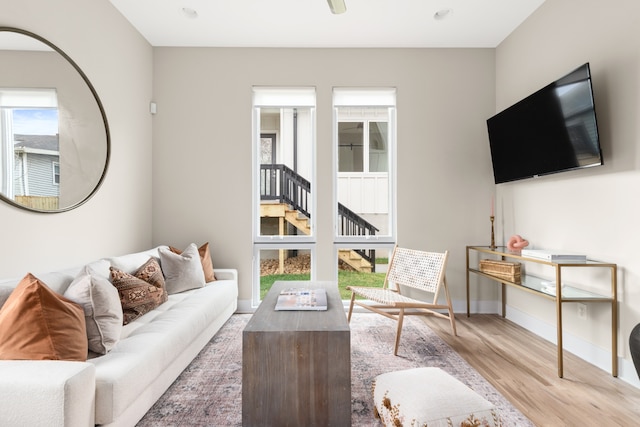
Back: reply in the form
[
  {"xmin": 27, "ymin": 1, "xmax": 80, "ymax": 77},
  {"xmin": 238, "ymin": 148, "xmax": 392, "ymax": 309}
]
[{"xmin": 630, "ymin": 323, "xmax": 640, "ymax": 379}]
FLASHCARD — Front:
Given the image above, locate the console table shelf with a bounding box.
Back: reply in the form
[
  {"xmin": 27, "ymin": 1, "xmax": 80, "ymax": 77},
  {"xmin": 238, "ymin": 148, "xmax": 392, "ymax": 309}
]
[{"xmin": 466, "ymin": 245, "xmax": 617, "ymax": 378}]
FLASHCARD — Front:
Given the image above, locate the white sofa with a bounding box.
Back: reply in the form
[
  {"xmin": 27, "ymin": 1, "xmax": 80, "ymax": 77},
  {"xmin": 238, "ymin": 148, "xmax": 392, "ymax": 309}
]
[{"xmin": 0, "ymin": 245, "xmax": 238, "ymax": 427}]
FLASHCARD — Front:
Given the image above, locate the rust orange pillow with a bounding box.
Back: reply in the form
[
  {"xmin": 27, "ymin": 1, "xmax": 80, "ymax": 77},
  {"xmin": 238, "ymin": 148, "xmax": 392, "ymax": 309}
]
[
  {"xmin": 0, "ymin": 273, "xmax": 88, "ymax": 361},
  {"xmin": 169, "ymin": 242, "xmax": 216, "ymax": 282}
]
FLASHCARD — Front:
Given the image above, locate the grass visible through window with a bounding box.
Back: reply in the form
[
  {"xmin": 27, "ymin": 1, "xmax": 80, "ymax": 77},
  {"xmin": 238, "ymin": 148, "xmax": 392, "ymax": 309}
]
[{"xmin": 260, "ymin": 270, "xmax": 386, "ymax": 300}]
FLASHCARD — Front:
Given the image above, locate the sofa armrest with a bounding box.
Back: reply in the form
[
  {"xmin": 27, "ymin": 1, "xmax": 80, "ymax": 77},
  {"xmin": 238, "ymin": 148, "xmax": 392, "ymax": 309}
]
[
  {"xmin": 0, "ymin": 361, "xmax": 95, "ymax": 427},
  {"xmin": 213, "ymin": 268, "xmax": 238, "ymax": 282}
]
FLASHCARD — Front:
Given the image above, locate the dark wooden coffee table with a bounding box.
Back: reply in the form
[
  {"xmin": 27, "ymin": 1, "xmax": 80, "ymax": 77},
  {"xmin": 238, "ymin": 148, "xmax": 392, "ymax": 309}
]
[{"xmin": 242, "ymin": 281, "xmax": 351, "ymax": 426}]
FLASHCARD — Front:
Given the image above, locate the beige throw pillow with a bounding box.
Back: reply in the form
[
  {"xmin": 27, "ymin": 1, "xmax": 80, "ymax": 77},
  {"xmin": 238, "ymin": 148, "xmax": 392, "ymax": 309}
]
[
  {"xmin": 169, "ymin": 242, "xmax": 216, "ymax": 282},
  {"xmin": 159, "ymin": 243, "xmax": 206, "ymax": 294},
  {"xmin": 64, "ymin": 266, "xmax": 124, "ymax": 354}
]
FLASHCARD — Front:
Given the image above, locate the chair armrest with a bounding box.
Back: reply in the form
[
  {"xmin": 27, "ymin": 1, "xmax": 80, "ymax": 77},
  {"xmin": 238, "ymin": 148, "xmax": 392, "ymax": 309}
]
[{"xmin": 0, "ymin": 360, "xmax": 95, "ymax": 426}]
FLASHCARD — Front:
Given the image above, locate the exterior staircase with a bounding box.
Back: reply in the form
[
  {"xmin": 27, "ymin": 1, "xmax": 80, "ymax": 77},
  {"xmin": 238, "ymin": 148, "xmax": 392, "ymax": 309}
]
[
  {"xmin": 261, "ymin": 203, "xmax": 373, "ymax": 273},
  {"xmin": 284, "ymin": 209, "xmax": 311, "ymax": 235},
  {"xmin": 338, "ymin": 249, "xmax": 373, "ymax": 273},
  {"xmin": 260, "ymin": 163, "xmax": 378, "ymax": 273}
]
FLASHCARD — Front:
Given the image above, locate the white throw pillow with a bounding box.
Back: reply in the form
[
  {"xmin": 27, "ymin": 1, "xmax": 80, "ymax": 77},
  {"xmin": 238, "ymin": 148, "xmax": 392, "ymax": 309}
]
[
  {"xmin": 64, "ymin": 266, "xmax": 123, "ymax": 354},
  {"xmin": 159, "ymin": 243, "xmax": 206, "ymax": 294}
]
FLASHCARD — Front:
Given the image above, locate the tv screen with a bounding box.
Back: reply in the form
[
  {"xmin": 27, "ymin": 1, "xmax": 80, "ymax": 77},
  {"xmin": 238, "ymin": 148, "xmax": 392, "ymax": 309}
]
[{"xmin": 487, "ymin": 63, "xmax": 603, "ymax": 184}]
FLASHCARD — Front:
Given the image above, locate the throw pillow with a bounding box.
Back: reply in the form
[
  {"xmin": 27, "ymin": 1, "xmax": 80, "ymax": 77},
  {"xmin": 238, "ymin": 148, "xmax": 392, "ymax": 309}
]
[
  {"xmin": 64, "ymin": 265, "xmax": 124, "ymax": 354},
  {"xmin": 169, "ymin": 242, "xmax": 216, "ymax": 282},
  {"xmin": 110, "ymin": 258, "xmax": 168, "ymax": 325},
  {"xmin": 135, "ymin": 257, "xmax": 169, "ymax": 303},
  {"xmin": 159, "ymin": 243, "xmax": 206, "ymax": 294},
  {"xmin": 0, "ymin": 273, "xmax": 88, "ymax": 361}
]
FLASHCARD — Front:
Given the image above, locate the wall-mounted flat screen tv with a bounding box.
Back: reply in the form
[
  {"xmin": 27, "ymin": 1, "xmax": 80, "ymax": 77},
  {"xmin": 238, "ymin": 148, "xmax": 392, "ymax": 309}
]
[{"xmin": 486, "ymin": 63, "xmax": 603, "ymax": 184}]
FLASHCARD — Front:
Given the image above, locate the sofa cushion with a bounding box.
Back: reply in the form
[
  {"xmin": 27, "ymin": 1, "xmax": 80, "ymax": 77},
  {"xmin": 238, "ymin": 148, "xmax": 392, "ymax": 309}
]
[
  {"xmin": 89, "ymin": 278, "xmax": 238, "ymax": 424},
  {"xmin": 159, "ymin": 243, "xmax": 206, "ymax": 294},
  {"xmin": 0, "ymin": 273, "xmax": 88, "ymax": 361},
  {"xmin": 169, "ymin": 242, "xmax": 216, "ymax": 282},
  {"xmin": 64, "ymin": 266, "xmax": 124, "ymax": 354},
  {"xmin": 110, "ymin": 258, "xmax": 168, "ymax": 325}
]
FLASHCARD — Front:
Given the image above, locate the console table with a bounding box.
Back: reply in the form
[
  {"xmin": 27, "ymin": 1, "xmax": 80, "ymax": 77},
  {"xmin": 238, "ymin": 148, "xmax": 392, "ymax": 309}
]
[
  {"xmin": 466, "ymin": 245, "xmax": 617, "ymax": 378},
  {"xmin": 242, "ymin": 280, "xmax": 351, "ymax": 426}
]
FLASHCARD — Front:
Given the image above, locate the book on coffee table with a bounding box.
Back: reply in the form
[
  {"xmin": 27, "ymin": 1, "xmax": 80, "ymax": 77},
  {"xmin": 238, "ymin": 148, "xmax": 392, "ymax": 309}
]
[{"xmin": 274, "ymin": 288, "xmax": 328, "ymax": 311}]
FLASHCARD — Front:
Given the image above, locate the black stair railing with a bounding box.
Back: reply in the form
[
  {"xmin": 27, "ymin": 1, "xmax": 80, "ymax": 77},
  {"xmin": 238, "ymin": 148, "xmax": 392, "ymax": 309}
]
[
  {"xmin": 338, "ymin": 202, "xmax": 378, "ymax": 269},
  {"xmin": 260, "ymin": 164, "xmax": 310, "ymax": 218},
  {"xmin": 260, "ymin": 163, "xmax": 379, "ymax": 270}
]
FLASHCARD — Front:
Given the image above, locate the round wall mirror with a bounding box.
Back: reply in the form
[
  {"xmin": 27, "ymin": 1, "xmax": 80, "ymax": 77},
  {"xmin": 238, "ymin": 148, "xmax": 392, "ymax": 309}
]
[{"xmin": 0, "ymin": 27, "xmax": 109, "ymax": 213}]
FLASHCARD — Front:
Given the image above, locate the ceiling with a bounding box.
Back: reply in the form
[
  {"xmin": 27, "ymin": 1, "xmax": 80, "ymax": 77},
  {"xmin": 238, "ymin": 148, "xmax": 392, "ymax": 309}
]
[{"xmin": 108, "ymin": 0, "xmax": 546, "ymax": 48}]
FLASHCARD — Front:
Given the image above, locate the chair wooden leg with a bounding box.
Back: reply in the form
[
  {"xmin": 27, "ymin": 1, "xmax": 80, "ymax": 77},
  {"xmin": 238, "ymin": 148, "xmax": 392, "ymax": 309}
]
[
  {"xmin": 347, "ymin": 292, "xmax": 356, "ymax": 322},
  {"xmin": 443, "ymin": 278, "xmax": 457, "ymax": 336},
  {"xmin": 394, "ymin": 308, "xmax": 405, "ymax": 356},
  {"xmin": 448, "ymin": 307, "xmax": 457, "ymax": 336}
]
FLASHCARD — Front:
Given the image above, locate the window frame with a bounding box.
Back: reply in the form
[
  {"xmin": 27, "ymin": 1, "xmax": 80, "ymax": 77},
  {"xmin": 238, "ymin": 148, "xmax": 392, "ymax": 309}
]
[
  {"xmin": 252, "ymin": 87, "xmax": 317, "ymax": 244},
  {"xmin": 332, "ymin": 88, "xmax": 397, "ymax": 244},
  {"xmin": 252, "ymin": 87, "xmax": 317, "ymax": 307}
]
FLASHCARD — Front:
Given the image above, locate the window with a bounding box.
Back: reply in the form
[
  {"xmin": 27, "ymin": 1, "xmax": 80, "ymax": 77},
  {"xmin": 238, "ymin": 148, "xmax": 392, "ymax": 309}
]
[
  {"xmin": 338, "ymin": 118, "xmax": 388, "ymax": 173},
  {"xmin": 333, "ymin": 88, "xmax": 396, "ymax": 297},
  {"xmin": 250, "ymin": 87, "xmax": 395, "ymax": 305},
  {"xmin": 53, "ymin": 162, "xmax": 60, "ymax": 185},
  {"xmin": 333, "ymin": 88, "xmax": 396, "ymax": 242},
  {"xmin": 252, "ymin": 87, "xmax": 316, "ymax": 306},
  {"xmin": 0, "ymin": 88, "xmax": 59, "ymax": 199}
]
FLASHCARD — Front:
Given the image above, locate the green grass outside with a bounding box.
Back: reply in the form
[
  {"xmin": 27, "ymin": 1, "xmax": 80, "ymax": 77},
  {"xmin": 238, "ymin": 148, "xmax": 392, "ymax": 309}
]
[{"xmin": 260, "ymin": 270, "xmax": 386, "ymax": 300}]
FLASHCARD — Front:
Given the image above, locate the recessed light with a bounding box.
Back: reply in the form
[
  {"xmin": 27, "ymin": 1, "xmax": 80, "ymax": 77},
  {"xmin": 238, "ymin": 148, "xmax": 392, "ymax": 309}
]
[
  {"xmin": 182, "ymin": 7, "xmax": 198, "ymax": 19},
  {"xmin": 434, "ymin": 8, "xmax": 453, "ymax": 20}
]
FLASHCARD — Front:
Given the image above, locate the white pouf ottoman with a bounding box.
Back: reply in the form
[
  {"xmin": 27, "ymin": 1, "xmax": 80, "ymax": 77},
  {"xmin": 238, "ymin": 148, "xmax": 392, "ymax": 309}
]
[{"xmin": 372, "ymin": 367, "xmax": 501, "ymax": 427}]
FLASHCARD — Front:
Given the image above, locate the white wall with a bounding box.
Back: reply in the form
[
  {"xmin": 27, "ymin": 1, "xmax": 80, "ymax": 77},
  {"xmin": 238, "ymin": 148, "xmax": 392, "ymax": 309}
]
[
  {"xmin": 495, "ymin": 0, "xmax": 640, "ymax": 385},
  {"xmin": 0, "ymin": 0, "xmax": 154, "ymax": 278},
  {"xmin": 151, "ymin": 48, "xmax": 497, "ymax": 304}
]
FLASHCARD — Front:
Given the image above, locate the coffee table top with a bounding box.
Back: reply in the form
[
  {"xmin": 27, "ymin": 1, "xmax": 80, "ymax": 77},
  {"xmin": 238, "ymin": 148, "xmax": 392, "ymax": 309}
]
[{"xmin": 244, "ymin": 281, "xmax": 350, "ymax": 333}]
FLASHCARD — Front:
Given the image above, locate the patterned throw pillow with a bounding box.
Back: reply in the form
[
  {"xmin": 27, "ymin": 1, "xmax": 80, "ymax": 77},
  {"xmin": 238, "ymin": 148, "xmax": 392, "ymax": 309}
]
[{"xmin": 110, "ymin": 258, "xmax": 168, "ymax": 325}]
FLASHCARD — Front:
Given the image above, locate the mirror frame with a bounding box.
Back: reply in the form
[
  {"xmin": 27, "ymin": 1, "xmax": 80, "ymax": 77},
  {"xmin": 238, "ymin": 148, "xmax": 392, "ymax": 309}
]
[{"xmin": 0, "ymin": 26, "xmax": 110, "ymax": 213}]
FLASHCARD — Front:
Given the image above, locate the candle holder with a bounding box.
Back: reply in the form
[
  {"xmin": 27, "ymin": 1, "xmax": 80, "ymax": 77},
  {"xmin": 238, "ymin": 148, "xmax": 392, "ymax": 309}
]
[{"xmin": 490, "ymin": 215, "xmax": 496, "ymax": 249}]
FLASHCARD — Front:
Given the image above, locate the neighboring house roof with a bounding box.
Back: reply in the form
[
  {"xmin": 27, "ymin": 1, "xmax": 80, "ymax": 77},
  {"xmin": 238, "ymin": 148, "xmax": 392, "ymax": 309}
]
[{"xmin": 14, "ymin": 134, "xmax": 59, "ymax": 154}]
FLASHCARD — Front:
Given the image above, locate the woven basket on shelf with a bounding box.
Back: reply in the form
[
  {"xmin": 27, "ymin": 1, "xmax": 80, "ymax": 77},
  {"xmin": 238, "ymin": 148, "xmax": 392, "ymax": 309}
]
[{"xmin": 479, "ymin": 259, "xmax": 522, "ymax": 284}]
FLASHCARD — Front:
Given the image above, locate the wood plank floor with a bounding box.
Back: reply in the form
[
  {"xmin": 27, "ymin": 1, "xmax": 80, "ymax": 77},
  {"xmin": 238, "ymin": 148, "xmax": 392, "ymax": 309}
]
[{"xmin": 421, "ymin": 314, "xmax": 640, "ymax": 426}]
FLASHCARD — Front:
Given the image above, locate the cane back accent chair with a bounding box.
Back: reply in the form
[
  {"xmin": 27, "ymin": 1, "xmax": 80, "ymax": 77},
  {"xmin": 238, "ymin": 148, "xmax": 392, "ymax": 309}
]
[{"xmin": 347, "ymin": 246, "xmax": 457, "ymax": 355}]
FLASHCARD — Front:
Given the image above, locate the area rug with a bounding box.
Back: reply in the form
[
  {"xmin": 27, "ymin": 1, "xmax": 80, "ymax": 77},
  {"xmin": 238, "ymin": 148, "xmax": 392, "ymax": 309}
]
[{"xmin": 137, "ymin": 313, "xmax": 533, "ymax": 426}]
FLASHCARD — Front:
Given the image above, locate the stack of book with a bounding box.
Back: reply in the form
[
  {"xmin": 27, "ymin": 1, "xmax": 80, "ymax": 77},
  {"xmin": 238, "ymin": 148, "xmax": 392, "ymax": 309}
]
[{"xmin": 520, "ymin": 249, "xmax": 587, "ymax": 262}]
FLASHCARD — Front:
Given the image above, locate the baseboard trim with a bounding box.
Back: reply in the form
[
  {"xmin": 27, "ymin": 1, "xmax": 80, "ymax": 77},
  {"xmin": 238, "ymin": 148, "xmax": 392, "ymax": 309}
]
[
  {"xmin": 505, "ymin": 305, "xmax": 640, "ymax": 389},
  {"xmin": 236, "ymin": 299, "xmax": 254, "ymax": 314}
]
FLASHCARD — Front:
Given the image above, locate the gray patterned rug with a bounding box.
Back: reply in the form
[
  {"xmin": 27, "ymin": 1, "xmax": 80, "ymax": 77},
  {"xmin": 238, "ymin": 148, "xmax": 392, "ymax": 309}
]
[{"xmin": 137, "ymin": 313, "xmax": 533, "ymax": 426}]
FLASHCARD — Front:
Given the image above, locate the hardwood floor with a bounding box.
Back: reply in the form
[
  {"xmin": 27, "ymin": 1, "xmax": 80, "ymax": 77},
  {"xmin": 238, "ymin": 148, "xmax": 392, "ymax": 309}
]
[{"xmin": 421, "ymin": 314, "xmax": 640, "ymax": 426}]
